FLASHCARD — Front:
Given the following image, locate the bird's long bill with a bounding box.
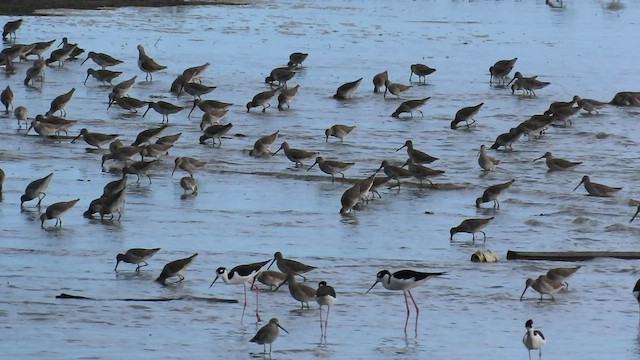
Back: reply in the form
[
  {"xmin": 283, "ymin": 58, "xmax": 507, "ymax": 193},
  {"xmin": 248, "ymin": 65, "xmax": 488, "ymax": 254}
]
[
  {"xmin": 171, "ymin": 164, "xmax": 177, "ymax": 176},
  {"xmin": 532, "ymin": 155, "xmax": 544, "ymax": 162},
  {"xmin": 273, "ymin": 275, "xmax": 291, "ymax": 292},
  {"xmin": 80, "ymin": 56, "xmax": 89, "ymax": 66},
  {"xmin": 24, "ymin": 124, "xmax": 33, "ymax": 136},
  {"xmin": 278, "ymin": 324, "xmax": 289, "ymax": 334},
  {"xmin": 376, "ymin": 164, "xmax": 384, "ymax": 173},
  {"xmin": 209, "ymin": 276, "xmax": 219, "ymax": 288},
  {"xmin": 365, "ymin": 280, "xmax": 379, "ymax": 294},
  {"xmin": 114, "ymin": 260, "xmax": 121, "ymax": 271},
  {"xmin": 630, "ymin": 207, "xmax": 640, "ymax": 224},
  {"xmin": 266, "ymin": 258, "xmax": 276, "ymax": 271},
  {"xmin": 395, "ymin": 144, "xmax": 407, "ymax": 152},
  {"xmin": 70, "ymin": 132, "xmax": 83, "ymax": 144},
  {"xmin": 188, "ymin": 101, "xmax": 197, "ymax": 117},
  {"xmin": 57, "ymin": 39, "xmax": 64, "ymax": 48},
  {"xmin": 142, "ymin": 105, "xmax": 152, "ymax": 118},
  {"xmin": 83, "ymin": 74, "xmax": 90, "ymax": 85},
  {"xmin": 572, "ymin": 179, "xmax": 584, "ymax": 192},
  {"xmin": 519, "ymin": 285, "xmax": 529, "ymax": 301},
  {"xmin": 307, "ymin": 161, "xmax": 319, "ymax": 171},
  {"xmin": 506, "ymin": 76, "xmax": 516, "ymax": 86},
  {"xmin": 272, "ymin": 147, "xmax": 283, "ymax": 157}
]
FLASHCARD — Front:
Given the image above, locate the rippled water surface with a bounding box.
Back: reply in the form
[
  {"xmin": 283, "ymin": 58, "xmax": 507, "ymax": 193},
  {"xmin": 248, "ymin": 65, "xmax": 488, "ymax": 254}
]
[{"xmin": 2, "ymin": 0, "xmax": 640, "ymax": 358}]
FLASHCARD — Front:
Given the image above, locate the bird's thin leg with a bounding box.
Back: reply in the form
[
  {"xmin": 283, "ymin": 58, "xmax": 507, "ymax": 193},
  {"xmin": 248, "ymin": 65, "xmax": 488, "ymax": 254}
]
[
  {"xmin": 325, "ymin": 305, "xmax": 331, "ymax": 339},
  {"xmin": 241, "ymin": 283, "xmax": 247, "ymax": 323},
  {"xmin": 403, "ymin": 290, "xmax": 410, "ymax": 334},
  {"xmin": 254, "ymin": 282, "xmax": 261, "ymax": 322},
  {"xmin": 319, "ymin": 304, "xmax": 324, "ymax": 339},
  {"xmin": 481, "ymin": 231, "xmax": 486, "ymax": 242},
  {"xmin": 407, "ymin": 290, "xmax": 420, "ymax": 335}
]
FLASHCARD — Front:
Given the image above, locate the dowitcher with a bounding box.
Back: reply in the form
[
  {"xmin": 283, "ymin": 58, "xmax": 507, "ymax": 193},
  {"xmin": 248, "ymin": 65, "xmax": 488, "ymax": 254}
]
[
  {"xmin": 199, "ymin": 123, "xmax": 233, "ymax": 147},
  {"xmin": 339, "ymin": 182, "xmax": 361, "ymax": 214},
  {"xmin": 489, "ymin": 57, "xmax": 517, "ymax": 85},
  {"xmin": 273, "ymin": 142, "xmax": 318, "ymax": 168},
  {"xmin": 367, "ymin": 176, "xmax": 391, "ymax": 200},
  {"xmin": 287, "ymin": 52, "xmax": 308, "ymax": 67},
  {"xmin": 396, "ymin": 140, "xmax": 437, "ymax": 164},
  {"xmin": 107, "ymin": 95, "xmax": 147, "ymax": 113},
  {"xmin": 155, "ymin": 253, "xmax": 198, "ymax": 285},
  {"xmin": 315, "ymin": 281, "xmax": 336, "ymax": 340},
  {"xmin": 139, "ymin": 143, "xmax": 172, "ymax": 161},
  {"xmin": 544, "ymin": 104, "xmax": 582, "ymax": 127},
  {"xmin": 45, "ymin": 44, "xmax": 77, "ymax": 67},
  {"xmin": 546, "ymin": 98, "xmax": 575, "ymax": 115},
  {"xmin": 14, "ymin": 106, "xmax": 28, "ymax": 129},
  {"xmin": 199, "ymin": 108, "xmax": 229, "ymax": 130},
  {"xmin": 246, "ymin": 88, "xmax": 279, "ymax": 112},
  {"xmin": 81, "ymin": 51, "xmax": 123, "ymax": 69},
  {"xmin": 40, "ymin": 198, "xmax": 80, "ymax": 228},
  {"xmin": 573, "ymin": 175, "xmax": 621, "ymax": 197},
  {"xmin": 59, "ymin": 37, "xmax": 84, "ymax": 59},
  {"xmin": 123, "ymin": 160, "xmax": 158, "ymax": 184},
  {"xmin": 277, "ymin": 84, "xmax": 300, "ymax": 110},
  {"xmin": 181, "ymin": 62, "xmax": 210, "ymax": 83},
  {"xmin": 1, "ymin": 85, "xmax": 13, "ymax": 114},
  {"xmin": 546, "ymin": 266, "xmax": 581, "ymax": 288},
  {"xmin": 523, "ymin": 319, "xmax": 546, "ymax": 360},
  {"xmin": 274, "ymin": 274, "xmax": 317, "ymax": 309},
  {"xmin": 155, "ymin": 133, "xmax": 182, "ymax": 146},
  {"xmin": 265, "ymin": 67, "xmax": 295, "ymax": 88},
  {"xmin": 520, "ymin": 275, "xmax": 565, "ymax": 301},
  {"xmin": 115, "ymin": 248, "xmax": 161, "ymax": 271},
  {"xmin": 451, "ymin": 103, "xmax": 483, "ymax": 129},
  {"xmin": 475, "ymin": 179, "xmax": 515, "ymax": 208},
  {"xmin": 109, "ymin": 75, "xmax": 137, "ymax": 100},
  {"xmin": 403, "ymin": 158, "xmax": 445, "ymax": 188},
  {"xmin": 573, "ymin": 95, "xmax": 608, "ymax": 114},
  {"xmin": 249, "ymin": 130, "xmax": 279, "ymax": 157},
  {"xmin": 490, "ymin": 127, "xmax": 522, "ymax": 151},
  {"xmin": 478, "ymin": 144, "xmax": 500, "ymax": 171},
  {"xmin": 46, "ymin": 88, "xmax": 75, "ymax": 117},
  {"xmin": 102, "ymin": 145, "xmax": 141, "ymax": 167},
  {"xmin": 21, "ymin": 172, "xmax": 53, "ymax": 207},
  {"xmin": 25, "ymin": 120, "xmax": 66, "ymax": 141},
  {"xmin": 188, "ymin": 99, "xmax": 233, "ymax": 117},
  {"xmin": 71, "ymin": 128, "xmax": 119, "ymax": 149},
  {"xmin": 378, "ymin": 160, "xmax": 413, "ymax": 189},
  {"xmin": 2, "ymin": 19, "xmax": 22, "ymax": 40},
  {"xmin": 179, "ymin": 176, "xmax": 198, "ymax": 195},
  {"xmin": 268, "ymin": 251, "xmax": 316, "ymax": 282},
  {"xmin": 366, "ymin": 269, "xmax": 445, "ymax": 335},
  {"xmin": 384, "ymin": 79, "xmax": 412, "ymax": 98},
  {"xmin": 142, "ymin": 101, "xmax": 184, "ymax": 123},
  {"xmin": 372, "ymin": 70, "xmax": 388, "ymax": 93},
  {"xmin": 84, "ymin": 68, "xmax": 122, "ymax": 86},
  {"xmin": 178, "ymin": 82, "xmax": 216, "ymax": 99},
  {"xmin": 250, "ymin": 318, "xmax": 288, "ymax": 355},
  {"xmin": 23, "ymin": 57, "xmax": 45, "ymax": 86},
  {"xmin": 391, "ymin": 97, "xmax": 430, "ymax": 118},
  {"xmin": 534, "ymin": 152, "xmax": 581, "ymax": 171},
  {"xmin": 409, "ymin": 63, "xmax": 436, "ymax": 83},
  {"xmin": 255, "ymin": 270, "xmax": 287, "ymax": 291},
  {"xmin": 450, "ymin": 217, "xmax": 494, "ymax": 242},
  {"xmin": 172, "ymin": 157, "xmax": 206, "ymax": 177},
  {"xmin": 324, "ymin": 124, "xmax": 355, "ymax": 143},
  {"xmin": 131, "ymin": 125, "xmax": 168, "ymax": 147},
  {"xmin": 99, "ymin": 188, "xmax": 125, "ymax": 221},
  {"xmin": 333, "ymin": 78, "xmax": 362, "ymax": 100},
  {"xmin": 137, "ymin": 44, "xmax": 166, "ymax": 81},
  {"xmin": 307, "ymin": 156, "xmax": 354, "ymax": 183},
  {"xmin": 509, "ymin": 72, "xmax": 550, "ymax": 97}
]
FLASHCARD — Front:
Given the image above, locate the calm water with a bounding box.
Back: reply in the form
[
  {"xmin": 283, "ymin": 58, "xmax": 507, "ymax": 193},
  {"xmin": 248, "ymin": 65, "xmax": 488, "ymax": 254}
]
[{"xmin": 2, "ymin": 0, "xmax": 640, "ymax": 358}]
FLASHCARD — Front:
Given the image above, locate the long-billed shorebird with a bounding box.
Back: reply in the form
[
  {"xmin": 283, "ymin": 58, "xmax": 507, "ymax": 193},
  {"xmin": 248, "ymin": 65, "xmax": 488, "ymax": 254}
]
[
  {"xmin": 391, "ymin": 97, "xmax": 430, "ymax": 118},
  {"xmin": 155, "ymin": 253, "xmax": 198, "ymax": 285},
  {"xmin": 46, "ymin": 88, "xmax": 75, "ymax": 117},
  {"xmin": 249, "ymin": 130, "xmax": 279, "ymax": 157},
  {"xmin": 273, "ymin": 142, "xmax": 318, "ymax": 168},
  {"xmin": 172, "ymin": 157, "xmax": 206, "ymax": 177},
  {"xmin": 123, "ymin": 160, "xmax": 157, "ymax": 184},
  {"xmin": 115, "ymin": 248, "xmax": 161, "ymax": 271},
  {"xmin": 59, "ymin": 37, "xmax": 84, "ymax": 59},
  {"xmin": 99, "ymin": 188, "xmax": 125, "ymax": 221},
  {"xmin": 520, "ymin": 275, "xmax": 565, "ymax": 301},
  {"xmin": 2, "ymin": 19, "xmax": 22, "ymax": 40},
  {"xmin": 268, "ymin": 251, "xmax": 316, "ymax": 282},
  {"xmin": 179, "ymin": 176, "xmax": 198, "ymax": 196},
  {"xmin": 72, "ymin": 128, "xmax": 119, "ymax": 149},
  {"xmin": 325, "ymin": 124, "xmax": 355, "ymax": 143},
  {"xmin": 255, "ymin": 270, "xmax": 287, "ymax": 291},
  {"xmin": 199, "ymin": 123, "xmax": 233, "ymax": 148},
  {"xmin": 1, "ymin": 85, "xmax": 13, "ymax": 114},
  {"xmin": 21, "ymin": 173, "xmax": 53, "ymax": 207},
  {"xmin": 534, "ymin": 152, "xmax": 581, "ymax": 171},
  {"xmin": 573, "ymin": 175, "xmax": 621, "ymax": 197},
  {"xmin": 14, "ymin": 105, "xmax": 28, "ymax": 129},
  {"xmin": 109, "ymin": 75, "xmax": 137, "ymax": 100},
  {"xmin": 199, "ymin": 108, "xmax": 229, "ymax": 130},
  {"xmin": 189, "ymin": 99, "xmax": 233, "ymax": 117},
  {"xmin": 490, "ymin": 128, "xmax": 522, "ymax": 151},
  {"xmin": 40, "ymin": 198, "xmax": 79, "ymax": 228},
  {"xmin": 384, "ymin": 79, "xmax": 412, "ymax": 98},
  {"xmin": 156, "ymin": 133, "xmax": 182, "ymax": 146},
  {"xmin": 108, "ymin": 95, "xmax": 147, "ymax": 113},
  {"xmin": 137, "ymin": 44, "xmax": 166, "ymax": 81},
  {"xmin": 403, "ymin": 158, "xmax": 445, "ymax": 188},
  {"xmin": 489, "ymin": 57, "xmax": 517, "ymax": 85},
  {"xmin": 509, "ymin": 72, "xmax": 550, "ymax": 97},
  {"xmin": 246, "ymin": 88, "xmax": 279, "ymax": 112},
  {"xmin": 307, "ymin": 156, "xmax": 354, "ymax": 183},
  {"xmin": 478, "ymin": 144, "xmax": 500, "ymax": 171},
  {"xmin": 316, "ymin": 281, "xmax": 336, "ymax": 340},
  {"xmin": 544, "ymin": 104, "xmax": 582, "ymax": 127},
  {"xmin": 409, "ymin": 63, "xmax": 436, "ymax": 83},
  {"xmin": 378, "ymin": 160, "xmax": 413, "ymax": 189},
  {"xmin": 24, "ymin": 57, "xmax": 46, "ymax": 86},
  {"xmin": 250, "ymin": 318, "xmax": 288, "ymax": 356},
  {"xmin": 339, "ymin": 182, "xmax": 361, "ymax": 214},
  {"xmin": 81, "ymin": 51, "xmax": 123, "ymax": 69},
  {"xmin": 396, "ymin": 140, "xmax": 437, "ymax": 164},
  {"xmin": 546, "ymin": 266, "xmax": 581, "ymax": 288},
  {"xmin": 366, "ymin": 269, "xmax": 445, "ymax": 335},
  {"xmin": 373, "ymin": 70, "xmax": 388, "ymax": 93},
  {"xmin": 450, "ymin": 217, "xmax": 494, "ymax": 242},
  {"xmin": 265, "ymin": 67, "xmax": 295, "ymax": 88},
  {"xmin": 181, "ymin": 62, "xmax": 210, "ymax": 83},
  {"xmin": 131, "ymin": 125, "xmax": 168, "ymax": 147},
  {"xmin": 84, "ymin": 68, "xmax": 122, "ymax": 86},
  {"xmin": 573, "ymin": 95, "xmax": 608, "ymax": 114},
  {"xmin": 274, "ymin": 274, "xmax": 317, "ymax": 309},
  {"xmin": 178, "ymin": 82, "xmax": 216, "ymax": 99},
  {"xmin": 45, "ymin": 44, "xmax": 77, "ymax": 67},
  {"xmin": 523, "ymin": 319, "xmax": 546, "ymax": 360},
  {"xmin": 333, "ymin": 77, "xmax": 362, "ymax": 100},
  {"xmin": 451, "ymin": 103, "xmax": 483, "ymax": 129},
  {"xmin": 277, "ymin": 84, "xmax": 300, "ymax": 110},
  {"xmin": 287, "ymin": 52, "xmax": 308, "ymax": 67},
  {"xmin": 476, "ymin": 179, "xmax": 515, "ymax": 208},
  {"xmin": 142, "ymin": 101, "xmax": 183, "ymax": 123}
]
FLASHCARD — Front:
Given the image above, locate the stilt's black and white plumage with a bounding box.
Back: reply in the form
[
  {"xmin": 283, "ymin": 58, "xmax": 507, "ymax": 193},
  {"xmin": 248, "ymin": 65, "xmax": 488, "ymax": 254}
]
[
  {"xmin": 523, "ymin": 319, "xmax": 545, "ymax": 360},
  {"xmin": 315, "ymin": 281, "xmax": 336, "ymax": 340},
  {"xmin": 210, "ymin": 260, "xmax": 270, "ymax": 322}
]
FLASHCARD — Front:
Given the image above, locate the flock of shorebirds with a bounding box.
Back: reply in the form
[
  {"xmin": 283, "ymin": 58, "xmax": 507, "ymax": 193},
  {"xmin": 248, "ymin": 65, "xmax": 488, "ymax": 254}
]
[{"xmin": 1, "ymin": 9, "xmax": 640, "ymax": 356}]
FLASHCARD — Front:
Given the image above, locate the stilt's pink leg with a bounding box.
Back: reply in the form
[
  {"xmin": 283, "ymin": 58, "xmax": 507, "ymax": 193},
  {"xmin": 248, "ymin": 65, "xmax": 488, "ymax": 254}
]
[
  {"xmin": 240, "ymin": 283, "xmax": 247, "ymax": 323},
  {"xmin": 403, "ymin": 290, "xmax": 410, "ymax": 334},
  {"xmin": 407, "ymin": 290, "xmax": 420, "ymax": 335},
  {"xmin": 325, "ymin": 305, "xmax": 331, "ymax": 339}
]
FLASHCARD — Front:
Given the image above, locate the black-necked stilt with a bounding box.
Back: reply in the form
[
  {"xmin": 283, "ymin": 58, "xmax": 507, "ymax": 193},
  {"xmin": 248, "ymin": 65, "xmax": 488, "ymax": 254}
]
[
  {"xmin": 522, "ymin": 319, "xmax": 545, "ymax": 360},
  {"xmin": 520, "ymin": 275, "xmax": 566, "ymax": 301},
  {"xmin": 366, "ymin": 269, "xmax": 445, "ymax": 335},
  {"xmin": 210, "ymin": 259, "xmax": 270, "ymax": 322},
  {"xmin": 250, "ymin": 318, "xmax": 288, "ymax": 355},
  {"xmin": 546, "ymin": 266, "xmax": 581, "ymax": 288},
  {"xmin": 633, "ymin": 279, "xmax": 640, "ymax": 308},
  {"xmin": 267, "ymin": 252, "xmax": 316, "ymax": 281},
  {"xmin": 155, "ymin": 253, "xmax": 198, "ymax": 285},
  {"xmin": 315, "ymin": 281, "xmax": 336, "ymax": 340}
]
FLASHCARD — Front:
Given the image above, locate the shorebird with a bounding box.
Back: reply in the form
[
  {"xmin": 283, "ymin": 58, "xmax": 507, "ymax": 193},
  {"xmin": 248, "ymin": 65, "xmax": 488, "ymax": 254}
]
[
  {"xmin": 155, "ymin": 133, "xmax": 182, "ymax": 146},
  {"xmin": 451, "ymin": 103, "xmax": 483, "ymax": 129},
  {"xmin": 277, "ymin": 84, "xmax": 300, "ymax": 110},
  {"xmin": 367, "ymin": 176, "xmax": 391, "ymax": 200},
  {"xmin": 325, "ymin": 124, "xmax": 355, "ymax": 143},
  {"xmin": 396, "ymin": 140, "xmax": 437, "ymax": 164},
  {"xmin": 210, "ymin": 259, "xmax": 271, "ymax": 322},
  {"xmin": 102, "ymin": 144, "xmax": 140, "ymax": 166},
  {"xmin": 178, "ymin": 82, "xmax": 216, "ymax": 99},
  {"xmin": 316, "ymin": 281, "xmax": 336, "ymax": 340},
  {"xmin": 131, "ymin": 125, "xmax": 168, "ymax": 147},
  {"xmin": 249, "ymin": 131, "xmax": 279, "ymax": 157},
  {"xmin": 573, "ymin": 175, "xmax": 621, "ymax": 197},
  {"xmin": 274, "ymin": 274, "xmax": 317, "ymax": 309},
  {"xmin": 109, "ymin": 75, "xmax": 137, "ymax": 100},
  {"xmin": 489, "ymin": 58, "xmax": 517, "ymax": 85},
  {"xmin": 491, "ymin": 128, "xmax": 522, "ymax": 151},
  {"xmin": 45, "ymin": 44, "xmax": 77, "ymax": 67},
  {"xmin": 246, "ymin": 88, "xmax": 279, "ymax": 112},
  {"xmin": 520, "ymin": 275, "xmax": 566, "ymax": 301},
  {"xmin": 634, "ymin": 279, "xmax": 640, "ymax": 308},
  {"xmin": 189, "ymin": 98, "xmax": 233, "ymax": 117},
  {"xmin": 24, "ymin": 120, "xmax": 67, "ymax": 141},
  {"xmin": 199, "ymin": 108, "xmax": 229, "ymax": 130},
  {"xmin": 478, "ymin": 144, "xmax": 500, "ymax": 171},
  {"xmin": 172, "ymin": 157, "xmax": 207, "ymax": 177},
  {"xmin": 81, "ymin": 51, "xmax": 123, "ymax": 69},
  {"xmin": 476, "ymin": 179, "xmax": 515, "ymax": 208},
  {"xmin": 384, "ymin": 80, "xmax": 412, "ymax": 98},
  {"xmin": 307, "ymin": 156, "xmax": 354, "ymax": 183},
  {"xmin": 378, "ymin": 160, "xmax": 413, "ymax": 189},
  {"xmin": 2, "ymin": 19, "xmax": 22, "ymax": 40},
  {"xmin": 547, "ymin": 98, "xmax": 576, "ymax": 115},
  {"xmin": 137, "ymin": 44, "xmax": 166, "ymax": 81},
  {"xmin": 59, "ymin": 37, "xmax": 84, "ymax": 59},
  {"xmin": 339, "ymin": 182, "xmax": 361, "ymax": 214},
  {"xmin": 181, "ymin": 62, "xmax": 210, "ymax": 83},
  {"xmin": 546, "ymin": 0, "xmax": 564, "ymax": 8},
  {"xmin": 14, "ymin": 106, "xmax": 28, "ymax": 129},
  {"xmin": 139, "ymin": 143, "xmax": 172, "ymax": 161},
  {"xmin": 265, "ymin": 67, "xmax": 295, "ymax": 88},
  {"xmin": 155, "ymin": 253, "xmax": 198, "ymax": 285},
  {"xmin": 24, "ymin": 57, "xmax": 46, "ymax": 86},
  {"xmin": 99, "ymin": 188, "xmax": 125, "ymax": 221},
  {"xmin": 72, "ymin": 128, "xmax": 119, "ymax": 149},
  {"xmin": 403, "ymin": 158, "xmax": 445, "ymax": 188},
  {"xmin": 1, "ymin": 85, "xmax": 13, "ymax": 114},
  {"xmin": 21, "ymin": 173, "xmax": 53, "ymax": 207},
  {"xmin": 255, "ymin": 270, "xmax": 287, "ymax": 291},
  {"xmin": 534, "ymin": 152, "xmax": 581, "ymax": 171},
  {"xmin": 46, "ymin": 88, "xmax": 75, "ymax": 117},
  {"xmin": 546, "ymin": 266, "xmax": 581, "ymax": 288},
  {"xmin": 115, "ymin": 248, "xmax": 161, "ymax": 271},
  {"xmin": 409, "ymin": 63, "xmax": 436, "ymax": 83},
  {"xmin": 287, "ymin": 52, "xmax": 308, "ymax": 67},
  {"xmin": 544, "ymin": 104, "xmax": 582, "ymax": 127},
  {"xmin": 450, "ymin": 217, "xmax": 494, "ymax": 242},
  {"xmin": 573, "ymin": 95, "xmax": 608, "ymax": 114},
  {"xmin": 199, "ymin": 123, "xmax": 233, "ymax": 147},
  {"xmin": 103, "ymin": 177, "xmax": 127, "ymax": 197},
  {"xmin": 267, "ymin": 251, "xmax": 316, "ymax": 282},
  {"xmin": 122, "ymin": 160, "xmax": 157, "ymax": 184},
  {"xmin": 250, "ymin": 318, "xmax": 288, "ymax": 355},
  {"xmin": 83, "ymin": 196, "xmax": 105, "ymax": 218},
  {"xmin": 142, "ymin": 101, "xmax": 184, "ymax": 123},
  {"xmin": 523, "ymin": 319, "xmax": 546, "ymax": 360},
  {"xmin": 372, "ymin": 70, "xmax": 388, "ymax": 93},
  {"xmin": 333, "ymin": 77, "xmax": 362, "ymax": 100},
  {"xmin": 508, "ymin": 72, "xmax": 550, "ymax": 97},
  {"xmin": 273, "ymin": 142, "xmax": 318, "ymax": 168},
  {"xmin": 357, "ymin": 171, "xmax": 378, "ymax": 205},
  {"xmin": 84, "ymin": 68, "xmax": 122, "ymax": 86},
  {"xmin": 179, "ymin": 176, "xmax": 198, "ymax": 195},
  {"xmin": 391, "ymin": 97, "xmax": 430, "ymax": 118},
  {"xmin": 108, "ymin": 96, "xmax": 147, "ymax": 113},
  {"xmin": 40, "ymin": 199, "xmax": 80, "ymax": 228},
  {"xmin": 366, "ymin": 269, "xmax": 445, "ymax": 334}
]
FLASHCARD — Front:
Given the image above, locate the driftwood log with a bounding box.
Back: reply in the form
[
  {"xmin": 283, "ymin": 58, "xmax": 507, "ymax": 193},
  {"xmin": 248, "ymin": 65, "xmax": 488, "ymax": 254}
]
[{"xmin": 506, "ymin": 250, "xmax": 640, "ymax": 261}]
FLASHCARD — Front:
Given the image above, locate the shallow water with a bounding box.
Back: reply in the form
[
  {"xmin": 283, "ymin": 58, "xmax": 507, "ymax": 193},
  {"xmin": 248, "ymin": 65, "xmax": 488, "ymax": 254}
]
[{"xmin": 2, "ymin": 0, "xmax": 640, "ymax": 358}]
